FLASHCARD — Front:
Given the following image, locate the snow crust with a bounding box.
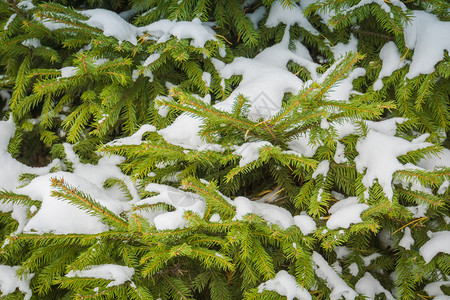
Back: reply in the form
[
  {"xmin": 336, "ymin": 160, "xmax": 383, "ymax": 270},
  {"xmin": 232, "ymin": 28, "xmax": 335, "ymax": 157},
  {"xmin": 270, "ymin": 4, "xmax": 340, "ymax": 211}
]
[
  {"xmin": 66, "ymin": 264, "xmax": 134, "ymax": 287},
  {"xmin": 4, "ymin": 13, "xmax": 17, "ymax": 30},
  {"xmin": 257, "ymin": 270, "xmax": 311, "ymax": 300},
  {"xmin": 159, "ymin": 27, "xmax": 318, "ymax": 148},
  {"xmin": 287, "ymin": 133, "xmax": 319, "ymax": 157},
  {"xmin": 0, "ymin": 265, "xmax": 33, "ymax": 300}
]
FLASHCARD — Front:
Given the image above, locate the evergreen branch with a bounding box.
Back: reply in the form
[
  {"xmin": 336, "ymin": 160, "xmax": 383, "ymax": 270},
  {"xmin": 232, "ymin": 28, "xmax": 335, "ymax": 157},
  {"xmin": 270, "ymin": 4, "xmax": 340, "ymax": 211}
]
[
  {"xmin": 50, "ymin": 177, "xmax": 129, "ymax": 230},
  {"xmin": 182, "ymin": 177, "xmax": 235, "ymax": 219},
  {"xmin": 0, "ymin": 190, "xmax": 40, "ymax": 208}
]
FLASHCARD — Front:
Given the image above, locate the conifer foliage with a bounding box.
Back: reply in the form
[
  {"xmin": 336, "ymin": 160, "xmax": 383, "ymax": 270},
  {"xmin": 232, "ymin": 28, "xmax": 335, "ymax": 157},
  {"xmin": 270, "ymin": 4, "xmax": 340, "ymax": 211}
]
[{"xmin": 0, "ymin": 0, "xmax": 449, "ymax": 299}]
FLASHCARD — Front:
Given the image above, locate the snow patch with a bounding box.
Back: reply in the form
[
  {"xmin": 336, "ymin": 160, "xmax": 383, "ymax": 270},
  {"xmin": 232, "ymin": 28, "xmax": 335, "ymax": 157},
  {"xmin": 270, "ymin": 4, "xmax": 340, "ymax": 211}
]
[
  {"xmin": 419, "ymin": 231, "xmax": 450, "ymax": 263},
  {"xmin": 0, "ymin": 265, "xmax": 33, "ymax": 300},
  {"xmin": 326, "ymin": 197, "xmax": 368, "ymax": 229},
  {"xmin": 404, "ymin": 10, "xmax": 450, "ymax": 78},
  {"xmin": 313, "ymin": 252, "xmax": 358, "ymax": 300},
  {"xmin": 257, "ymin": 270, "xmax": 311, "ymax": 300},
  {"xmin": 66, "ymin": 264, "xmax": 134, "ymax": 287}
]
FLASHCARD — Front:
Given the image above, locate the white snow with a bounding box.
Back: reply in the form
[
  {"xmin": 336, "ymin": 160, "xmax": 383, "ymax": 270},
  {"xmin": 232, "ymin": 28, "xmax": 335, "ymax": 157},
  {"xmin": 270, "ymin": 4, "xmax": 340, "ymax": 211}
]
[
  {"xmin": 342, "ymin": 0, "xmax": 406, "ymax": 18},
  {"xmin": 334, "ymin": 141, "xmax": 348, "ymax": 163},
  {"xmin": 0, "ymin": 265, "xmax": 33, "ymax": 300},
  {"xmin": 404, "ymin": 10, "xmax": 450, "ymax": 78},
  {"xmin": 331, "ymin": 35, "xmax": 358, "ymax": 59},
  {"xmin": 424, "ymin": 281, "xmax": 450, "ymax": 299},
  {"xmin": 374, "ymin": 42, "xmax": 406, "ymax": 91},
  {"xmin": 287, "ymin": 133, "xmax": 319, "ymax": 157},
  {"xmin": 355, "ymin": 272, "xmax": 394, "ymax": 300},
  {"xmin": 202, "ymin": 72, "xmax": 211, "ymax": 88},
  {"xmin": 398, "ymin": 227, "xmax": 414, "ymax": 250},
  {"xmin": 60, "ymin": 66, "xmax": 78, "ymax": 78},
  {"xmin": 326, "ymin": 67, "xmax": 366, "ymax": 101},
  {"xmin": 136, "ymin": 184, "xmax": 205, "ymax": 230},
  {"xmin": 293, "ymin": 213, "xmax": 316, "ymax": 235},
  {"xmin": 312, "ymin": 160, "xmax": 330, "ymax": 179},
  {"xmin": 106, "ymin": 124, "xmax": 155, "ymax": 146},
  {"xmin": 21, "ymin": 38, "xmax": 41, "ymax": 48},
  {"xmin": 4, "ymin": 13, "xmax": 17, "ymax": 30},
  {"xmin": 66, "ymin": 264, "xmax": 134, "ymax": 287},
  {"xmin": 326, "ymin": 197, "xmax": 369, "ymax": 229},
  {"xmin": 265, "ymin": 2, "xmax": 319, "ymax": 35},
  {"xmin": 233, "ymin": 141, "xmax": 272, "ymax": 167},
  {"xmin": 215, "ymin": 27, "xmax": 317, "ymax": 120},
  {"xmin": 17, "ymin": 1, "xmax": 35, "ymax": 11},
  {"xmin": 158, "ymin": 113, "xmax": 206, "ymax": 149},
  {"xmin": 247, "ymin": 6, "xmax": 266, "ymax": 28},
  {"xmin": 0, "ymin": 118, "xmax": 59, "ymax": 232},
  {"xmin": 419, "ymin": 231, "xmax": 450, "ymax": 263},
  {"xmin": 335, "ymin": 246, "xmax": 351, "ymax": 259},
  {"xmin": 63, "ymin": 143, "xmax": 139, "ymax": 201},
  {"xmin": 312, "ymin": 252, "xmax": 358, "ymax": 300},
  {"xmin": 354, "ymin": 119, "xmax": 431, "ymax": 200},
  {"xmin": 143, "ymin": 53, "xmax": 161, "ymax": 67},
  {"xmin": 159, "ymin": 26, "xmax": 319, "ymax": 148},
  {"xmin": 140, "ymin": 18, "xmax": 217, "ymax": 47},
  {"xmin": 257, "ymin": 270, "xmax": 311, "ymax": 300},
  {"xmin": 418, "ymin": 148, "xmax": 450, "ymax": 170},
  {"xmin": 406, "ymin": 204, "xmax": 428, "ymax": 218},
  {"xmin": 362, "ymin": 253, "xmax": 381, "ymax": 266},
  {"xmin": 348, "ymin": 263, "xmax": 358, "ymax": 276},
  {"xmin": 41, "ymin": 9, "xmax": 217, "ymax": 47},
  {"xmin": 81, "ymin": 9, "xmax": 140, "ymax": 45},
  {"xmin": 233, "ymin": 196, "xmax": 294, "ymax": 229},
  {"xmin": 19, "ymin": 172, "xmax": 124, "ymax": 234}
]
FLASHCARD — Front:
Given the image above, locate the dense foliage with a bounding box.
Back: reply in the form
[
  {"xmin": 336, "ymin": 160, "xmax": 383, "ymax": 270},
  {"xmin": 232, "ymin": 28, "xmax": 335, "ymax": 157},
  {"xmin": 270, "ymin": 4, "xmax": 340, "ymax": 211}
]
[{"xmin": 0, "ymin": 0, "xmax": 449, "ymax": 299}]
